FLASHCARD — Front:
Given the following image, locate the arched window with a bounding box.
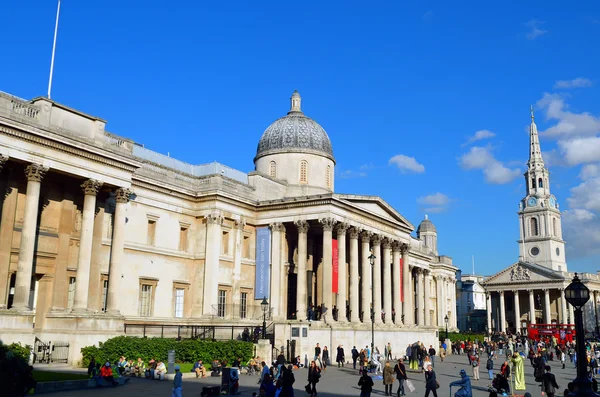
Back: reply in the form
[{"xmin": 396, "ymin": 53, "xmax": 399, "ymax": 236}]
[
  {"xmin": 538, "ymin": 178, "xmax": 543, "ymax": 188},
  {"xmin": 326, "ymin": 165, "xmax": 331, "ymax": 189},
  {"xmin": 531, "ymin": 178, "xmax": 536, "ymax": 189},
  {"xmin": 553, "ymin": 218, "xmax": 557, "ymax": 237},
  {"xmin": 530, "ymin": 217, "xmax": 539, "ymax": 236},
  {"xmin": 269, "ymin": 161, "xmax": 276, "ymax": 178},
  {"xmin": 300, "ymin": 160, "xmax": 308, "ymax": 183}
]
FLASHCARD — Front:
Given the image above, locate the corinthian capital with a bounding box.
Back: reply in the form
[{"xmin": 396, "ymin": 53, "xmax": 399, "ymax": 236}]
[
  {"xmin": 335, "ymin": 222, "xmax": 349, "ymax": 236},
  {"xmin": 235, "ymin": 218, "xmax": 247, "ymax": 230},
  {"xmin": 348, "ymin": 227, "xmax": 360, "ymax": 239},
  {"xmin": 360, "ymin": 230, "xmax": 372, "ymax": 242},
  {"xmin": 392, "ymin": 241, "xmax": 402, "ymax": 252},
  {"xmin": 400, "ymin": 242, "xmax": 410, "ymax": 254},
  {"xmin": 382, "ymin": 237, "xmax": 391, "ymax": 249},
  {"xmin": 269, "ymin": 222, "xmax": 285, "ymax": 232},
  {"xmin": 25, "ymin": 163, "xmax": 48, "ymax": 182},
  {"xmin": 115, "ymin": 188, "xmax": 132, "ymax": 203},
  {"xmin": 206, "ymin": 211, "xmax": 224, "ymax": 225},
  {"xmin": 0, "ymin": 155, "xmax": 8, "ymax": 172},
  {"xmin": 295, "ymin": 220, "xmax": 309, "ymax": 234},
  {"xmin": 371, "ymin": 234, "xmax": 382, "ymax": 246},
  {"xmin": 319, "ymin": 217, "xmax": 336, "ymax": 231},
  {"xmin": 81, "ymin": 179, "xmax": 103, "ymax": 196}
]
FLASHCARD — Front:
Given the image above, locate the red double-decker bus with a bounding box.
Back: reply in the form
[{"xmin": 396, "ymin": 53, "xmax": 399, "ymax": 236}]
[{"xmin": 527, "ymin": 323, "xmax": 575, "ymax": 344}]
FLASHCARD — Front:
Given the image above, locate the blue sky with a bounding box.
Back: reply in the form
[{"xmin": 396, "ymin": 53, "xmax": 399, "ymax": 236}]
[{"xmin": 1, "ymin": 1, "xmax": 599, "ymax": 275}]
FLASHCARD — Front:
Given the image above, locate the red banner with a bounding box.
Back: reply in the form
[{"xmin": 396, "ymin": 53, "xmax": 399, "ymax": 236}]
[
  {"xmin": 399, "ymin": 257, "xmax": 403, "ymax": 302},
  {"xmin": 332, "ymin": 239, "xmax": 339, "ymax": 293}
]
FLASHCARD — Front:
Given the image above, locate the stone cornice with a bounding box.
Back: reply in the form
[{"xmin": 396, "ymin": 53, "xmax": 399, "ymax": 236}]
[{"xmin": 0, "ymin": 121, "xmax": 140, "ymax": 173}]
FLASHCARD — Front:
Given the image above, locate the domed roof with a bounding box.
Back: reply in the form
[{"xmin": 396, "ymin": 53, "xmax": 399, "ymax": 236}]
[
  {"xmin": 417, "ymin": 215, "xmax": 437, "ymax": 233},
  {"xmin": 255, "ymin": 91, "xmax": 335, "ymax": 162}
]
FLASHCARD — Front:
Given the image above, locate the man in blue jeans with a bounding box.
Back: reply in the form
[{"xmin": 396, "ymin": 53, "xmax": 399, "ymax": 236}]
[
  {"xmin": 486, "ymin": 357, "xmax": 494, "ymax": 380},
  {"xmin": 394, "ymin": 358, "xmax": 407, "ymax": 396},
  {"xmin": 428, "ymin": 346, "xmax": 436, "ymax": 368}
]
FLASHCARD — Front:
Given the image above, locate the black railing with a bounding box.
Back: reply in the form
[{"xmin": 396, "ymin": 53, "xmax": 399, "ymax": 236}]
[
  {"xmin": 124, "ymin": 324, "xmax": 267, "ymax": 342},
  {"xmin": 32, "ymin": 338, "xmax": 69, "ymax": 364},
  {"xmin": 210, "ymin": 304, "xmax": 273, "ymax": 321}
]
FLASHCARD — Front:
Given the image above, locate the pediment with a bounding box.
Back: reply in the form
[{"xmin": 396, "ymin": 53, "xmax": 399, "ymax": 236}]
[
  {"xmin": 483, "ymin": 261, "xmax": 566, "ymax": 287},
  {"xmin": 334, "ymin": 194, "xmax": 414, "ymax": 231}
]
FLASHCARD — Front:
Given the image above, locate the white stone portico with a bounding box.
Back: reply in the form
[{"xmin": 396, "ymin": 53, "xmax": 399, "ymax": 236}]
[
  {"xmin": 0, "ymin": 90, "xmax": 458, "ymax": 364},
  {"xmin": 483, "ymin": 109, "xmax": 600, "ymax": 336}
]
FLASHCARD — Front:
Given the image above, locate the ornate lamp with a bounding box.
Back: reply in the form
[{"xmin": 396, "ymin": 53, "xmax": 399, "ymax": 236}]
[
  {"xmin": 444, "ymin": 314, "xmax": 449, "ymax": 340},
  {"xmin": 261, "ymin": 297, "xmax": 269, "ymax": 339},
  {"xmin": 564, "ymin": 273, "xmax": 593, "ymax": 397}
]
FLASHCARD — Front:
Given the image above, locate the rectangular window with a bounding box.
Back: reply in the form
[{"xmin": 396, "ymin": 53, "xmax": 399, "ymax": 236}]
[
  {"xmin": 243, "ymin": 236, "xmax": 250, "ymax": 258},
  {"xmin": 240, "ymin": 292, "xmax": 248, "ymax": 319},
  {"xmin": 147, "ymin": 220, "xmax": 156, "ymax": 246},
  {"xmin": 174, "ymin": 288, "xmax": 185, "ymax": 318},
  {"xmin": 101, "ymin": 279, "xmax": 108, "ymax": 312},
  {"xmin": 221, "ymin": 231, "xmax": 229, "ymax": 255},
  {"xmin": 179, "ymin": 227, "xmax": 188, "ymax": 251},
  {"xmin": 139, "ymin": 284, "xmax": 153, "ymax": 317},
  {"xmin": 67, "ymin": 277, "xmax": 76, "ymax": 310},
  {"xmin": 218, "ymin": 289, "xmax": 226, "ymax": 318}
]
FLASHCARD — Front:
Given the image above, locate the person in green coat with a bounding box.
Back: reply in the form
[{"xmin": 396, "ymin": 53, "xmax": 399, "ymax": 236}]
[{"xmin": 510, "ymin": 353, "xmax": 526, "ymax": 390}]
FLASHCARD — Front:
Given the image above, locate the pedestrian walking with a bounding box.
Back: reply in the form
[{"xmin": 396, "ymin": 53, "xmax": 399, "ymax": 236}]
[
  {"xmin": 471, "ymin": 355, "xmax": 480, "ymax": 381},
  {"xmin": 337, "ymin": 345, "xmax": 345, "ymax": 368},
  {"xmin": 428, "ymin": 345, "xmax": 436, "ymax": 368},
  {"xmin": 352, "ymin": 346, "xmax": 359, "ymax": 369},
  {"xmin": 322, "ymin": 346, "xmax": 329, "ymax": 370},
  {"xmin": 394, "ymin": 358, "xmax": 407, "ymax": 397},
  {"xmin": 541, "ymin": 365, "xmax": 559, "ymax": 397},
  {"xmin": 358, "ymin": 369, "xmax": 374, "ymax": 397},
  {"xmin": 384, "ymin": 361, "xmax": 395, "ymax": 396},
  {"xmin": 171, "ymin": 365, "xmax": 182, "ymax": 397},
  {"xmin": 486, "ymin": 356, "xmax": 494, "ymax": 380},
  {"xmin": 307, "ymin": 361, "xmax": 321, "ymax": 397},
  {"xmin": 424, "ymin": 366, "xmax": 438, "ymax": 397},
  {"xmin": 387, "ymin": 343, "xmax": 393, "ymax": 360}
]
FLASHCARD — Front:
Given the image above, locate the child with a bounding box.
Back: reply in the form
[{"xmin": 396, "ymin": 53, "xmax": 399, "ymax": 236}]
[{"xmin": 172, "ymin": 365, "xmax": 182, "ymax": 397}]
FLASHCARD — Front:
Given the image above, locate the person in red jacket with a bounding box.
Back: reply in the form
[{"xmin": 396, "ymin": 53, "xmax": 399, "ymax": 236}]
[{"xmin": 100, "ymin": 362, "xmax": 118, "ymax": 386}]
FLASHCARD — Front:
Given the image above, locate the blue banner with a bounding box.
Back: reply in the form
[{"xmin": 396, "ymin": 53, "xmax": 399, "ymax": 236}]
[{"xmin": 254, "ymin": 227, "xmax": 271, "ymax": 300}]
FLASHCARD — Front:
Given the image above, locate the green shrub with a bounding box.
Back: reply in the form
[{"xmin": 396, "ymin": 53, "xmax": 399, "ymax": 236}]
[
  {"xmin": 0, "ymin": 340, "xmax": 33, "ymax": 396},
  {"xmin": 439, "ymin": 331, "xmax": 486, "ymax": 343},
  {"xmin": 80, "ymin": 336, "xmax": 253, "ymax": 368},
  {"xmin": 6, "ymin": 342, "xmax": 31, "ymax": 362}
]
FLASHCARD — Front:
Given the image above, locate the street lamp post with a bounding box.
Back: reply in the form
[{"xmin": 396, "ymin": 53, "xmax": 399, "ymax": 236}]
[
  {"xmin": 564, "ymin": 273, "xmax": 594, "ymax": 397},
  {"xmin": 368, "ymin": 251, "xmax": 376, "ymax": 352},
  {"xmin": 444, "ymin": 315, "xmax": 449, "ymax": 340},
  {"xmin": 261, "ymin": 297, "xmax": 269, "ymax": 339}
]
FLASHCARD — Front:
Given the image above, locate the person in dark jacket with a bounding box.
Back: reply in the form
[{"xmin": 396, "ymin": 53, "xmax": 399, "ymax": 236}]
[
  {"xmin": 394, "ymin": 359, "xmax": 407, "ymax": 397},
  {"xmin": 352, "ymin": 346, "xmax": 360, "ymax": 369},
  {"xmin": 541, "ymin": 366, "xmax": 559, "ymax": 397},
  {"xmin": 424, "ymin": 366, "xmax": 439, "ymax": 397},
  {"xmin": 280, "ymin": 365, "xmax": 295, "ymax": 397},
  {"xmin": 534, "ymin": 353, "xmax": 545, "ymax": 382},
  {"xmin": 358, "ymin": 369, "xmax": 374, "ymax": 397},
  {"xmin": 336, "ymin": 345, "xmax": 345, "ymax": 368},
  {"xmin": 322, "ymin": 346, "xmax": 329, "ymax": 370},
  {"xmin": 486, "ymin": 357, "xmax": 494, "ymax": 380},
  {"xmin": 307, "ymin": 360, "xmax": 321, "ymax": 397}
]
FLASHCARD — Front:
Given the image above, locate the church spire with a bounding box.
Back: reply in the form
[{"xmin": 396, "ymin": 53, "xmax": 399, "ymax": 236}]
[{"xmin": 527, "ymin": 105, "xmax": 545, "ymax": 169}]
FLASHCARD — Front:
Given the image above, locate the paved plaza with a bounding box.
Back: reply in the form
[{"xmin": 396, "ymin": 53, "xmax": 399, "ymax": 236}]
[{"xmin": 41, "ymin": 353, "xmax": 580, "ymax": 397}]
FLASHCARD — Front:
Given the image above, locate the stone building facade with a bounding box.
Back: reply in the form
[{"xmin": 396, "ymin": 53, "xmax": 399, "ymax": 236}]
[
  {"xmin": 0, "ymin": 90, "xmax": 457, "ymax": 363},
  {"xmin": 483, "ymin": 109, "xmax": 600, "ymax": 335}
]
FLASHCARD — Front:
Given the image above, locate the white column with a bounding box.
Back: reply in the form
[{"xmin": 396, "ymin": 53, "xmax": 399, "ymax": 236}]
[
  {"xmin": 12, "ymin": 164, "xmax": 48, "ymax": 311},
  {"xmin": 424, "ymin": 270, "xmax": 431, "ymax": 326},
  {"xmin": 441, "ymin": 277, "xmax": 447, "ymax": 321},
  {"xmin": 105, "ymin": 187, "xmax": 130, "ymax": 314},
  {"xmin": 529, "ymin": 289, "xmax": 536, "ymax": 324},
  {"xmin": 451, "ymin": 279, "xmax": 457, "ymax": 328},
  {"xmin": 382, "ymin": 239, "xmax": 392, "ymax": 324},
  {"xmin": 417, "ymin": 269, "xmax": 425, "ymax": 325},
  {"xmin": 360, "ymin": 231, "xmax": 372, "ymax": 322},
  {"xmin": 336, "ymin": 223, "xmax": 349, "ymax": 322},
  {"xmin": 486, "ymin": 293, "xmax": 492, "ymax": 331},
  {"xmin": 392, "ymin": 242, "xmax": 402, "ymax": 325},
  {"xmin": 72, "ymin": 179, "xmax": 102, "ymax": 312},
  {"xmin": 269, "ymin": 222, "xmax": 283, "ymax": 319},
  {"xmin": 437, "ymin": 276, "xmax": 443, "ymax": 326},
  {"xmin": 401, "ymin": 244, "xmax": 413, "ymax": 325},
  {"xmin": 203, "ymin": 212, "xmax": 223, "ymax": 316},
  {"xmin": 513, "ymin": 291, "xmax": 521, "ymax": 333},
  {"xmin": 295, "ymin": 220, "xmax": 309, "ymax": 320},
  {"xmin": 372, "ymin": 235, "xmax": 382, "ymax": 324},
  {"xmin": 499, "ymin": 291, "xmax": 506, "ymax": 332},
  {"xmin": 544, "ymin": 289, "xmax": 551, "ymax": 323},
  {"xmin": 320, "ymin": 217, "xmax": 335, "ymax": 321},
  {"xmin": 560, "ymin": 288, "xmax": 568, "ymax": 325},
  {"xmin": 349, "ymin": 228, "xmax": 360, "ymax": 323},
  {"xmin": 569, "ymin": 302, "xmax": 574, "ymax": 324}
]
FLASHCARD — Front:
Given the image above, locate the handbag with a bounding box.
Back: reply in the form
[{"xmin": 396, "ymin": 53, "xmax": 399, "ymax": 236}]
[
  {"xmin": 305, "ymin": 384, "xmax": 311, "ymax": 393},
  {"xmin": 435, "ymin": 380, "xmax": 440, "ymax": 389},
  {"xmin": 406, "ymin": 379, "xmax": 416, "ymax": 393}
]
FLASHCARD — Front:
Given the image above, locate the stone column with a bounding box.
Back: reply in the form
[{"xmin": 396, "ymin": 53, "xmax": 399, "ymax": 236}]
[
  {"xmin": 441, "ymin": 277, "xmax": 447, "ymax": 321},
  {"xmin": 486, "ymin": 293, "xmax": 492, "ymax": 331},
  {"xmin": 231, "ymin": 219, "xmax": 246, "ymax": 317},
  {"xmin": 360, "ymin": 231, "xmax": 372, "ymax": 322},
  {"xmin": 415, "ymin": 269, "xmax": 423, "ymax": 325},
  {"xmin": 105, "ymin": 188, "xmax": 130, "ymax": 315},
  {"xmin": 499, "ymin": 291, "xmax": 506, "ymax": 332},
  {"xmin": 372, "ymin": 235, "xmax": 382, "ymax": 324},
  {"xmin": 391, "ymin": 241, "xmax": 402, "ymax": 325},
  {"xmin": 12, "ymin": 163, "xmax": 48, "ymax": 311},
  {"xmin": 450, "ymin": 279, "xmax": 457, "ymax": 328},
  {"xmin": 320, "ymin": 217, "xmax": 336, "ymax": 321},
  {"xmin": 514, "ymin": 291, "xmax": 521, "ymax": 332},
  {"xmin": 0, "ymin": 156, "xmax": 17, "ymax": 308},
  {"xmin": 202, "ymin": 212, "xmax": 223, "ymax": 316},
  {"xmin": 424, "ymin": 270, "xmax": 432, "ymax": 326},
  {"xmin": 436, "ymin": 276, "xmax": 443, "ymax": 326},
  {"xmin": 72, "ymin": 179, "xmax": 102, "ymax": 312},
  {"xmin": 544, "ymin": 289, "xmax": 551, "ymax": 323},
  {"xmin": 336, "ymin": 223, "xmax": 349, "ymax": 322},
  {"xmin": 401, "ymin": 244, "xmax": 413, "ymax": 325},
  {"xmin": 560, "ymin": 288, "xmax": 568, "ymax": 325},
  {"xmin": 568, "ymin": 302, "xmax": 574, "ymax": 324},
  {"xmin": 382, "ymin": 239, "xmax": 392, "ymax": 324},
  {"xmin": 295, "ymin": 220, "xmax": 309, "ymax": 320},
  {"xmin": 269, "ymin": 222, "xmax": 283, "ymax": 319},
  {"xmin": 529, "ymin": 289, "xmax": 536, "ymax": 324},
  {"xmin": 349, "ymin": 227, "xmax": 360, "ymax": 323}
]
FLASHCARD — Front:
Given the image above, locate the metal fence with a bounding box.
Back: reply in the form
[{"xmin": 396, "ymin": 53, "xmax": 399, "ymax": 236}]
[
  {"xmin": 124, "ymin": 324, "xmax": 267, "ymax": 341},
  {"xmin": 210, "ymin": 304, "xmax": 273, "ymax": 321},
  {"xmin": 32, "ymin": 338, "xmax": 69, "ymax": 364}
]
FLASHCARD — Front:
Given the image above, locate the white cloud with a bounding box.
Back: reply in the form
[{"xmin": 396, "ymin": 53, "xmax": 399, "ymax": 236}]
[
  {"xmin": 567, "ymin": 177, "xmax": 600, "ymax": 212},
  {"xmin": 462, "ymin": 129, "xmax": 496, "ymax": 146},
  {"xmin": 339, "ymin": 169, "xmax": 367, "ymax": 179},
  {"xmin": 525, "ymin": 19, "xmax": 548, "ymax": 40},
  {"xmin": 536, "ymin": 93, "xmax": 600, "ymax": 138},
  {"xmin": 557, "ymin": 137, "xmax": 600, "ymax": 166},
  {"xmin": 580, "ymin": 164, "xmax": 600, "ymax": 180},
  {"xmin": 417, "ymin": 193, "xmax": 451, "ymax": 213},
  {"xmin": 458, "ymin": 146, "xmax": 521, "ymax": 184},
  {"xmin": 554, "ymin": 78, "xmax": 593, "ymax": 89},
  {"xmin": 389, "ymin": 154, "xmax": 425, "ymax": 174}
]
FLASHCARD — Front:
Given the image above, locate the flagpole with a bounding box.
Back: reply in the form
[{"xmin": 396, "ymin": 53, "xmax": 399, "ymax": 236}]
[{"xmin": 47, "ymin": 0, "xmax": 61, "ymax": 99}]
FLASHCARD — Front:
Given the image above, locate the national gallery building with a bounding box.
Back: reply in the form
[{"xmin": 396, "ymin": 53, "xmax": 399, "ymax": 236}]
[{"xmin": 0, "ymin": 90, "xmax": 457, "ymax": 363}]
